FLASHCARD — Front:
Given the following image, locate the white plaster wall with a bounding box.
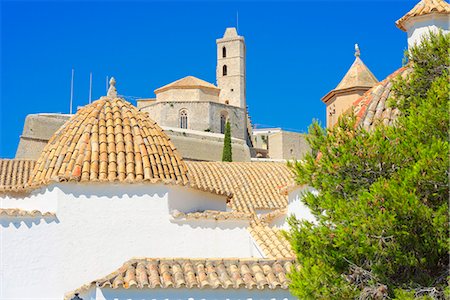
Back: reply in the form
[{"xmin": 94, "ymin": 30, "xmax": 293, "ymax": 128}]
[
  {"xmin": 79, "ymin": 286, "xmax": 295, "ymax": 300},
  {"xmin": 0, "ymin": 184, "xmax": 58, "ymax": 213},
  {"xmin": 271, "ymin": 186, "xmax": 316, "ymax": 230},
  {"xmin": 0, "ymin": 183, "xmax": 258, "ymax": 299},
  {"xmin": 405, "ymin": 14, "xmax": 449, "ymax": 49}
]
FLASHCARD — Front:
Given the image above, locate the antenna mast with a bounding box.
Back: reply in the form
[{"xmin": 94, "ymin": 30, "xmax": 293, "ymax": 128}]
[
  {"xmin": 70, "ymin": 69, "xmax": 74, "ymax": 114},
  {"xmin": 89, "ymin": 72, "xmax": 92, "ymax": 104},
  {"xmin": 106, "ymin": 76, "xmax": 109, "ymax": 94},
  {"xmin": 236, "ymin": 11, "xmax": 239, "ymax": 31}
]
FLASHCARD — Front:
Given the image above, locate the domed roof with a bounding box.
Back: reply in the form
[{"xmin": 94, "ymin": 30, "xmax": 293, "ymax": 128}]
[
  {"xmin": 353, "ymin": 67, "xmax": 410, "ymax": 130},
  {"xmin": 29, "ymin": 79, "xmax": 189, "ymax": 186}
]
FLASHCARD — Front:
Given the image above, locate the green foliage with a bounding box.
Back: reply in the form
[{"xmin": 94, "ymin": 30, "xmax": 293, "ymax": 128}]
[
  {"xmin": 222, "ymin": 121, "xmax": 232, "ymax": 162},
  {"xmin": 286, "ymin": 32, "xmax": 449, "ymax": 299}
]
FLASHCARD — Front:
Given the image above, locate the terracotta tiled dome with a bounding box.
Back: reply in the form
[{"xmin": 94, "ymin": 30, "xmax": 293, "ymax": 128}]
[
  {"xmin": 353, "ymin": 67, "xmax": 410, "ymax": 130},
  {"xmin": 29, "ymin": 81, "xmax": 188, "ymax": 186}
]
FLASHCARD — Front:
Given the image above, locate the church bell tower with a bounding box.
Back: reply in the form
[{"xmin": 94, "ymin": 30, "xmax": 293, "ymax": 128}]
[{"xmin": 216, "ymin": 27, "xmax": 246, "ymax": 109}]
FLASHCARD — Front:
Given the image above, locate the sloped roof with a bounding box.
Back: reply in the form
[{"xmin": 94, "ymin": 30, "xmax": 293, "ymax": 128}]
[
  {"xmin": 28, "ymin": 95, "xmax": 189, "ymax": 187},
  {"xmin": 249, "ymin": 219, "xmax": 294, "ymax": 258},
  {"xmin": 336, "ymin": 56, "xmax": 378, "ymax": 90},
  {"xmin": 154, "ymin": 76, "xmax": 219, "ymax": 94},
  {"xmin": 65, "ymin": 257, "xmax": 294, "ymax": 298},
  {"xmin": 0, "ymin": 159, "xmax": 36, "ymax": 192},
  {"xmin": 396, "ymin": 0, "xmax": 450, "ymax": 31},
  {"xmin": 353, "ymin": 67, "xmax": 410, "ymax": 131},
  {"xmin": 186, "ymin": 161, "xmax": 295, "ymax": 213}
]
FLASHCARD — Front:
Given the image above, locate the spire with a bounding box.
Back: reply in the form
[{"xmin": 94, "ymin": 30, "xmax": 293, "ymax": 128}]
[
  {"xmin": 107, "ymin": 77, "xmax": 117, "ymax": 98},
  {"xmin": 335, "ymin": 45, "xmax": 378, "ymax": 90},
  {"xmin": 354, "ymin": 44, "xmax": 360, "ymax": 57}
]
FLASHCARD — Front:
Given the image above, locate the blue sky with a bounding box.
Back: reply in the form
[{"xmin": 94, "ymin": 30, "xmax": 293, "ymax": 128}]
[{"xmin": 1, "ymin": 0, "xmax": 416, "ymax": 158}]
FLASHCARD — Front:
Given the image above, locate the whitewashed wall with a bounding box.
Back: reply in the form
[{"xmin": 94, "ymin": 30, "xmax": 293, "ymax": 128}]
[
  {"xmin": 0, "ymin": 183, "xmax": 259, "ymax": 299},
  {"xmin": 270, "ymin": 186, "xmax": 316, "ymax": 229},
  {"xmin": 78, "ymin": 286, "xmax": 295, "ymax": 300},
  {"xmin": 405, "ymin": 14, "xmax": 449, "ymax": 49}
]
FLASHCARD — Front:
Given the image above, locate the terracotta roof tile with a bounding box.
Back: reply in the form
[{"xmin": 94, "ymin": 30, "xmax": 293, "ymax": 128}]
[
  {"xmin": 353, "ymin": 67, "xmax": 410, "ymax": 130},
  {"xmin": 186, "ymin": 161, "xmax": 295, "ymax": 213},
  {"xmin": 28, "ymin": 96, "xmax": 189, "ymax": 187},
  {"xmin": 65, "ymin": 258, "xmax": 294, "ymax": 298},
  {"xmin": 396, "ymin": 0, "xmax": 450, "ymax": 31},
  {"xmin": 155, "ymin": 76, "xmax": 220, "ymax": 94},
  {"xmin": 0, "ymin": 159, "xmax": 36, "ymax": 192},
  {"xmin": 0, "ymin": 208, "xmax": 55, "ymax": 218},
  {"xmin": 249, "ymin": 219, "xmax": 294, "ymax": 258},
  {"xmin": 171, "ymin": 209, "xmax": 253, "ymax": 221}
]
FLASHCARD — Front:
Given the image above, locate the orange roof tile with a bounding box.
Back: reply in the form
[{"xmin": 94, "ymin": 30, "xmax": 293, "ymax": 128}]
[
  {"xmin": 353, "ymin": 67, "xmax": 410, "ymax": 130},
  {"xmin": 28, "ymin": 95, "xmax": 189, "ymax": 187},
  {"xmin": 0, "ymin": 159, "xmax": 36, "ymax": 192},
  {"xmin": 0, "ymin": 208, "xmax": 55, "ymax": 218},
  {"xmin": 186, "ymin": 161, "xmax": 295, "ymax": 213},
  {"xmin": 249, "ymin": 218, "xmax": 294, "ymax": 258},
  {"xmin": 65, "ymin": 257, "xmax": 294, "ymax": 298},
  {"xmin": 396, "ymin": 0, "xmax": 450, "ymax": 31}
]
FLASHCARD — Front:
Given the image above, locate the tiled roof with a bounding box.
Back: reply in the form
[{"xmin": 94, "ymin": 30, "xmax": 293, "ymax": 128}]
[
  {"xmin": 155, "ymin": 76, "xmax": 220, "ymax": 94},
  {"xmin": 249, "ymin": 219, "xmax": 294, "ymax": 258},
  {"xmin": 353, "ymin": 67, "xmax": 409, "ymax": 131},
  {"xmin": 28, "ymin": 96, "xmax": 190, "ymax": 187},
  {"xmin": 171, "ymin": 209, "xmax": 252, "ymax": 221},
  {"xmin": 0, "ymin": 208, "xmax": 55, "ymax": 218},
  {"xmin": 396, "ymin": 0, "xmax": 450, "ymax": 31},
  {"xmin": 0, "ymin": 159, "xmax": 36, "ymax": 192},
  {"xmin": 65, "ymin": 257, "xmax": 294, "ymax": 298},
  {"xmin": 186, "ymin": 161, "xmax": 295, "ymax": 213},
  {"xmin": 335, "ymin": 56, "xmax": 378, "ymax": 90}
]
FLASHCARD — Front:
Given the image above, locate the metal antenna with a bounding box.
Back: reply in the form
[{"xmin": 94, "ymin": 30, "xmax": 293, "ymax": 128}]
[
  {"xmin": 70, "ymin": 69, "xmax": 74, "ymax": 114},
  {"xmin": 106, "ymin": 76, "xmax": 109, "ymax": 94},
  {"xmin": 89, "ymin": 72, "xmax": 92, "ymax": 104},
  {"xmin": 236, "ymin": 11, "xmax": 239, "ymax": 32}
]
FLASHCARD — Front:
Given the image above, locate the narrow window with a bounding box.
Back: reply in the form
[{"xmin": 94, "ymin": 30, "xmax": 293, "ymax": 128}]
[
  {"xmin": 223, "ymin": 65, "xmax": 227, "ymax": 76},
  {"xmin": 222, "ymin": 46, "xmax": 227, "ymax": 58},
  {"xmin": 220, "ymin": 112, "xmax": 228, "ymax": 134},
  {"xmin": 180, "ymin": 109, "xmax": 188, "ymax": 129}
]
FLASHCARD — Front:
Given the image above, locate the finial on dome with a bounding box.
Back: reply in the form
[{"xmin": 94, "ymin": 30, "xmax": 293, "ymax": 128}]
[
  {"xmin": 355, "ymin": 44, "xmax": 360, "ymax": 57},
  {"xmin": 107, "ymin": 77, "xmax": 117, "ymax": 98}
]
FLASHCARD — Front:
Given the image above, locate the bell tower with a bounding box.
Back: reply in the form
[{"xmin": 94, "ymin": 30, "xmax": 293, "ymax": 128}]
[{"xmin": 216, "ymin": 27, "xmax": 246, "ymax": 109}]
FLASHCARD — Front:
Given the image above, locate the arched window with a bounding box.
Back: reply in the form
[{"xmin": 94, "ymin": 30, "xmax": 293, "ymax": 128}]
[
  {"xmin": 220, "ymin": 112, "xmax": 228, "ymax": 134},
  {"xmin": 222, "ymin": 46, "xmax": 226, "ymax": 58},
  {"xmin": 179, "ymin": 109, "xmax": 188, "ymax": 129},
  {"xmin": 222, "ymin": 65, "xmax": 227, "ymax": 76}
]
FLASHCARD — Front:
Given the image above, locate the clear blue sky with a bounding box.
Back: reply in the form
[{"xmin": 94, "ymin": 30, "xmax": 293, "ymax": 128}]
[{"xmin": 1, "ymin": 0, "xmax": 416, "ymax": 158}]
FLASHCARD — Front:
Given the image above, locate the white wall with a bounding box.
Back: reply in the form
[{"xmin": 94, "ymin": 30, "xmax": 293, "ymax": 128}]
[
  {"xmin": 0, "ymin": 183, "xmax": 259, "ymax": 299},
  {"xmin": 271, "ymin": 186, "xmax": 316, "ymax": 230},
  {"xmin": 78, "ymin": 286, "xmax": 295, "ymax": 300},
  {"xmin": 405, "ymin": 14, "xmax": 449, "ymax": 49}
]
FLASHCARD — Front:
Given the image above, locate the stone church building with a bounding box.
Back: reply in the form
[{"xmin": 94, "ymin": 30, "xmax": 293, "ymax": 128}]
[
  {"xmin": 0, "ymin": 1, "xmax": 449, "ymax": 299},
  {"xmin": 15, "ymin": 27, "xmax": 310, "ymax": 163}
]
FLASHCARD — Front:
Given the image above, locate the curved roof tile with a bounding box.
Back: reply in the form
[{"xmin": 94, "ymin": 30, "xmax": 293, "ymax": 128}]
[
  {"xmin": 396, "ymin": 0, "xmax": 450, "ymax": 31},
  {"xmin": 353, "ymin": 67, "xmax": 410, "ymax": 131},
  {"xmin": 186, "ymin": 161, "xmax": 295, "ymax": 213},
  {"xmin": 29, "ymin": 96, "xmax": 189, "ymax": 187},
  {"xmin": 65, "ymin": 258, "xmax": 294, "ymax": 298}
]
